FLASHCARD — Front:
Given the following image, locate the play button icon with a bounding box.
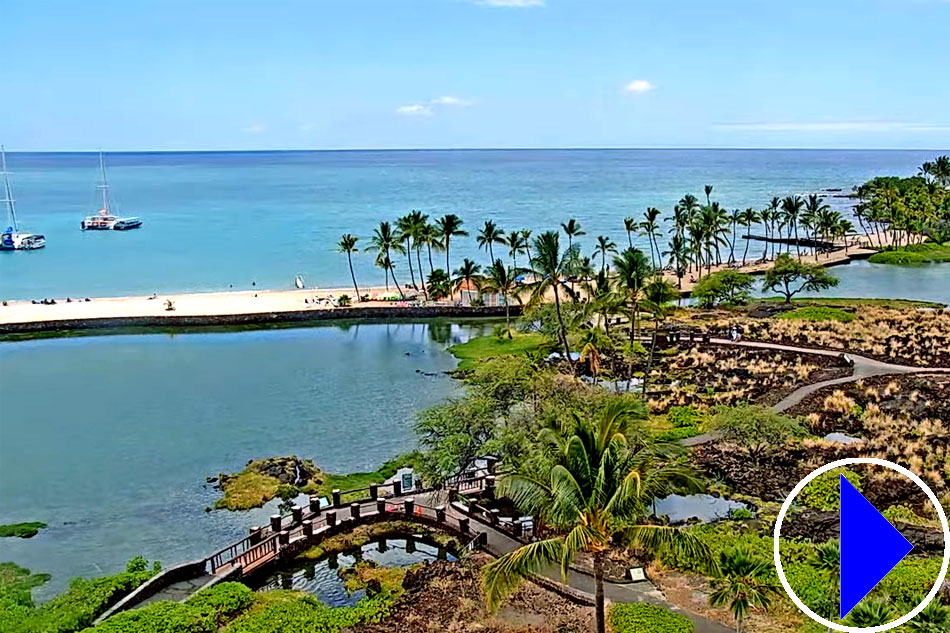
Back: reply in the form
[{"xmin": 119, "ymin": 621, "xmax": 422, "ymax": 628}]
[
  {"xmin": 840, "ymin": 475, "xmax": 914, "ymax": 619},
  {"xmin": 774, "ymin": 458, "xmax": 950, "ymax": 633}
]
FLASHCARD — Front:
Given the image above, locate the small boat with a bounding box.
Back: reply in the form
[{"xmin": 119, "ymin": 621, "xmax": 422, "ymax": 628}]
[
  {"xmin": 0, "ymin": 146, "xmax": 45, "ymax": 251},
  {"xmin": 295, "ymin": 275, "xmax": 305, "ymax": 289},
  {"xmin": 81, "ymin": 152, "xmax": 142, "ymax": 231}
]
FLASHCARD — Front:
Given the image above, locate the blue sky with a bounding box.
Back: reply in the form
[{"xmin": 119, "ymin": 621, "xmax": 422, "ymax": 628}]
[{"xmin": 2, "ymin": 0, "xmax": 949, "ymax": 150}]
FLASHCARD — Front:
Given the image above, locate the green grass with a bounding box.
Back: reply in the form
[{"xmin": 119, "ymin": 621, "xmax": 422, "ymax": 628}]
[
  {"xmin": 868, "ymin": 242, "xmax": 950, "ymax": 265},
  {"xmin": 759, "ymin": 296, "xmax": 944, "ymax": 309},
  {"xmin": 0, "ymin": 522, "xmax": 47, "ymax": 539},
  {"xmin": 775, "ymin": 306, "xmax": 856, "ymax": 323},
  {"xmin": 448, "ymin": 331, "xmax": 548, "ymax": 370}
]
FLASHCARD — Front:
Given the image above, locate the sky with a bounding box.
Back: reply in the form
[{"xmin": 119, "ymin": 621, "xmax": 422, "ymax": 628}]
[{"xmin": 2, "ymin": 0, "xmax": 949, "ymax": 151}]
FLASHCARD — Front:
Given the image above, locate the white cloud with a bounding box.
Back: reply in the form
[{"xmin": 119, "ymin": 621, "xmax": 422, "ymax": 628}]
[
  {"xmin": 624, "ymin": 79, "xmax": 654, "ymax": 94},
  {"xmin": 430, "ymin": 96, "xmax": 470, "ymax": 107},
  {"xmin": 473, "ymin": 0, "xmax": 545, "ymax": 6},
  {"xmin": 242, "ymin": 123, "xmax": 267, "ymax": 134},
  {"xmin": 713, "ymin": 121, "xmax": 950, "ymax": 132},
  {"xmin": 396, "ymin": 104, "xmax": 433, "ymax": 116}
]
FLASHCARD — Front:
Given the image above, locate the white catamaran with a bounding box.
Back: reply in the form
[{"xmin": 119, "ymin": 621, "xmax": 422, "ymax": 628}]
[
  {"xmin": 81, "ymin": 152, "xmax": 142, "ymax": 231},
  {"xmin": 1, "ymin": 146, "xmax": 45, "ymax": 251}
]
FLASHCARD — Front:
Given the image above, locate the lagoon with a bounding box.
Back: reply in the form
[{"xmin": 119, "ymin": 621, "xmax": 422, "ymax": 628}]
[{"xmin": 0, "ymin": 322, "xmax": 469, "ymax": 598}]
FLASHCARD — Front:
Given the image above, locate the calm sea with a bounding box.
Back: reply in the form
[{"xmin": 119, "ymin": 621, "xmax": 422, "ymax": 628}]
[{"xmin": 1, "ymin": 149, "xmax": 945, "ymax": 301}]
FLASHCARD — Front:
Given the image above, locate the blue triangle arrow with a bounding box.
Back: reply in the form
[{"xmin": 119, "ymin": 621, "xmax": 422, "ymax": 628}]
[{"xmin": 840, "ymin": 475, "xmax": 913, "ymax": 619}]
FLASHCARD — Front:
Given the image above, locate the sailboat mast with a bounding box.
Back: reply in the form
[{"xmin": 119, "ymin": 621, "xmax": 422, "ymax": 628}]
[
  {"xmin": 1, "ymin": 145, "xmax": 19, "ymax": 231},
  {"xmin": 98, "ymin": 151, "xmax": 109, "ymax": 212}
]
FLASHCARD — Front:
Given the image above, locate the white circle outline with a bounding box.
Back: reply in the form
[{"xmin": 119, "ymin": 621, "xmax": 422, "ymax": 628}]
[{"xmin": 773, "ymin": 457, "xmax": 949, "ymax": 633}]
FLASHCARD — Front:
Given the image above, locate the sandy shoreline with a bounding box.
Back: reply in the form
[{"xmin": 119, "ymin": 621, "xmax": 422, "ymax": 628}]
[{"xmin": 0, "ymin": 235, "xmax": 893, "ymax": 330}]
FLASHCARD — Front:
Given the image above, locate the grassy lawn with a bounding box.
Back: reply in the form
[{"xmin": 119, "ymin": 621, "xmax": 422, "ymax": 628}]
[
  {"xmin": 775, "ymin": 306, "xmax": 856, "ymax": 323},
  {"xmin": 448, "ymin": 331, "xmax": 548, "ymax": 370},
  {"xmin": 867, "ymin": 242, "xmax": 950, "ymax": 265},
  {"xmin": 759, "ymin": 296, "xmax": 944, "ymax": 309}
]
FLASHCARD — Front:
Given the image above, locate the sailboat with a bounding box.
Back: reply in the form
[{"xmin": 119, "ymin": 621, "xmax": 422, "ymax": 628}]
[
  {"xmin": 81, "ymin": 152, "xmax": 142, "ymax": 231},
  {"xmin": 0, "ymin": 146, "xmax": 45, "ymax": 250}
]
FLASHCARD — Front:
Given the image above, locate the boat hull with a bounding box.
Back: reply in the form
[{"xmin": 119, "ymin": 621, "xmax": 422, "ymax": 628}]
[{"xmin": 0, "ymin": 231, "xmax": 45, "ymax": 250}]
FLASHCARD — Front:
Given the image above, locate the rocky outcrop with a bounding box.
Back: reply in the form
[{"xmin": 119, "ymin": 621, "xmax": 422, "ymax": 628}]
[{"xmin": 217, "ymin": 456, "xmax": 323, "ymax": 488}]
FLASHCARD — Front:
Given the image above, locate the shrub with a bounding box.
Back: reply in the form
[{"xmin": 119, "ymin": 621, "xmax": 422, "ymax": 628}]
[
  {"xmin": 610, "ymin": 603, "xmax": 694, "ymax": 633},
  {"xmin": 691, "ymin": 271, "xmax": 753, "ymax": 308},
  {"xmin": 799, "ymin": 468, "xmax": 862, "ymax": 511},
  {"xmin": 729, "ymin": 508, "xmax": 753, "ymax": 520},
  {"xmin": 92, "ymin": 582, "xmax": 255, "ymax": 632},
  {"xmin": 337, "ymin": 294, "xmax": 351, "ymax": 307},
  {"xmin": 668, "ymin": 406, "xmax": 705, "ymax": 429}
]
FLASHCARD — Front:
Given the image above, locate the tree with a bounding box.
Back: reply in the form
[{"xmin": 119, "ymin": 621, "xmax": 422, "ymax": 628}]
[
  {"xmin": 709, "ymin": 547, "xmax": 781, "ymax": 633},
  {"xmin": 414, "ymin": 395, "xmax": 498, "ymax": 484},
  {"xmin": 452, "ymin": 258, "xmax": 481, "ymax": 304},
  {"xmin": 560, "ymin": 218, "xmax": 585, "ymax": 252},
  {"xmin": 640, "ymin": 278, "xmax": 678, "ymax": 396},
  {"xmin": 479, "ymin": 259, "xmax": 521, "ymax": 337},
  {"xmin": 591, "ymin": 235, "xmax": 617, "ymax": 274},
  {"xmin": 663, "ymin": 233, "xmax": 691, "ymax": 291},
  {"xmin": 578, "ymin": 327, "xmax": 611, "ymax": 385},
  {"xmin": 371, "ymin": 221, "xmax": 405, "ymax": 298},
  {"xmin": 623, "ymin": 216, "xmax": 636, "ymax": 248},
  {"xmin": 710, "ymin": 404, "xmax": 803, "ymax": 466},
  {"xmin": 504, "ymin": 230, "xmax": 529, "ymax": 269},
  {"xmin": 728, "ymin": 207, "xmax": 741, "ymax": 264},
  {"xmin": 526, "ymin": 231, "xmax": 575, "ymax": 368},
  {"xmin": 804, "ymin": 195, "xmax": 831, "ymax": 261},
  {"xmin": 738, "ymin": 208, "xmax": 760, "ymax": 266},
  {"xmin": 477, "ymin": 220, "xmax": 505, "ymax": 263},
  {"xmin": 641, "ymin": 207, "xmax": 662, "ymax": 267},
  {"xmin": 435, "ymin": 214, "xmax": 468, "ymax": 289},
  {"xmin": 483, "ymin": 402, "xmax": 712, "ymax": 633},
  {"xmin": 406, "ymin": 211, "xmax": 431, "ymax": 299},
  {"xmin": 612, "ymin": 248, "xmax": 653, "ymax": 389},
  {"xmin": 419, "ymin": 222, "xmax": 443, "ymax": 275},
  {"xmin": 396, "ymin": 212, "xmax": 420, "ymax": 290},
  {"xmin": 762, "ymin": 254, "xmax": 839, "ymax": 303},
  {"xmin": 781, "ymin": 195, "xmax": 805, "ymax": 259},
  {"xmin": 426, "ymin": 268, "xmax": 452, "ymax": 301},
  {"xmin": 336, "ymin": 234, "xmax": 361, "ymax": 301},
  {"xmin": 691, "ymin": 270, "xmax": 754, "ymax": 308}
]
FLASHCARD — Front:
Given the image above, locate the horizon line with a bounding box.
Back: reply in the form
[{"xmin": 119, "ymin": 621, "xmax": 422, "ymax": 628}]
[{"xmin": 4, "ymin": 146, "xmax": 950, "ymax": 154}]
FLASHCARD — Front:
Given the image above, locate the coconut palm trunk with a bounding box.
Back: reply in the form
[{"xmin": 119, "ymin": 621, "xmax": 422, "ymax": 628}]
[
  {"xmin": 594, "ymin": 552, "xmax": 606, "ymax": 633},
  {"xmin": 416, "ymin": 247, "xmax": 428, "ymax": 299},
  {"xmin": 347, "ymin": 252, "xmax": 360, "ymax": 301}
]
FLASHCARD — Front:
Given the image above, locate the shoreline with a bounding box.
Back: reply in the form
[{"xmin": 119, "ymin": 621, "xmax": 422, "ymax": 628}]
[{"xmin": 0, "ymin": 236, "xmax": 919, "ymax": 335}]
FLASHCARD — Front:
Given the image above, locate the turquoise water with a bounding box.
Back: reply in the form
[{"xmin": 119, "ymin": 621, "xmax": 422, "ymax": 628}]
[
  {"xmin": 0, "ymin": 322, "xmax": 468, "ymax": 597},
  {"xmin": 1, "ymin": 149, "xmax": 945, "ymax": 301}
]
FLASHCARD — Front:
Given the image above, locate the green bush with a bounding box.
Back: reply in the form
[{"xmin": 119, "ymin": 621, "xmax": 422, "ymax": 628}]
[
  {"xmin": 92, "ymin": 582, "xmax": 255, "ymax": 632},
  {"xmin": 775, "ymin": 306, "xmax": 855, "ymax": 323},
  {"xmin": 610, "ymin": 603, "xmax": 694, "ymax": 633},
  {"xmin": 656, "ymin": 426, "xmax": 702, "ymax": 442},
  {"xmin": 225, "ymin": 587, "xmax": 400, "ymax": 633},
  {"xmin": 668, "ymin": 406, "xmax": 705, "ymax": 429},
  {"xmin": 799, "ymin": 468, "xmax": 862, "ymax": 511}
]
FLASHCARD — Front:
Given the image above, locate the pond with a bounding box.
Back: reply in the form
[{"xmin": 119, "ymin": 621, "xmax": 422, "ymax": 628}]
[
  {"xmin": 653, "ymin": 494, "xmax": 749, "ymax": 524},
  {"xmin": 252, "ymin": 536, "xmax": 456, "ymax": 606},
  {"xmin": 0, "ymin": 322, "xmax": 473, "ymax": 598}
]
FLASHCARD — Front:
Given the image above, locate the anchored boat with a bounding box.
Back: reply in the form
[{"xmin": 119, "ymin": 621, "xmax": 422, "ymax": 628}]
[
  {"xmin": 81, "ymin": 152, "xmax": 142, "ymax": 231},
  {"xmin": 0, "ymin": 146, "xmax": 45, "ymax": 251}
]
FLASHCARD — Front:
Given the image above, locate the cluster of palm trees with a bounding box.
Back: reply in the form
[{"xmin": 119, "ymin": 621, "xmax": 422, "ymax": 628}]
[{"xmin": 853, "ymin": 157, "xmax": 950, "ymax": 248}]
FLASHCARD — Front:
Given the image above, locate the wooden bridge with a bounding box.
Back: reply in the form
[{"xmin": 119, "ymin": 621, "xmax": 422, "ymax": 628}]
[{"xmin": 94, "ymin": 475, "xmax": 498, "ymax": 623}]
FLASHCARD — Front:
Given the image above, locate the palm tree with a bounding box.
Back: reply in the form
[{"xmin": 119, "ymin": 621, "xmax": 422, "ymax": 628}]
[
  {"xmin": 738, "ymin": 208, "xmax": 760, "ymax": 266},
  {"xmin": 406, "ymin": 211, "xmax": 431, "ymax": 299},
  {"xmin": 704, "ymin": 184, "xmax": 714, "ymax": 206},
  {"xmin": 663, "ymin": 233, "xmax": 691, "ymax": 291},
  {"xmin": 419, "ymin": 222, "xmax": 442, "ymax": 275},
  {"xmin": 728, "ymin": 208, "xmax": 741, "ymax": 264},
  {"xmin": 397, "ymin": 213, "xmax": 420, "ymax": 290},
  {"xmin": 837, "ymin": 219, "xmax": 855, "ymax": 255},
  {"xmin": 435, "ymin": 214, "xmax": 468, "ymax": 286},
  {"xmin": 370, "ymin": 221, "xmax": 405, "ymax": 298},
  {"xmin": 426, "ymin": 268, "xmax": 452, "ymax": 301},
  {"xmin": 640, "ymin": 207, "xmax": 662, "ymax": 267},
  {"xmin": 336, "ymin": 234, "xmax": 361, "ymax": 301},
  {"xmin": 623, "ymin": 216, "xmax": 637, "ymax": 248},
  {"xmin": 768, "ymin": 197, "xmax": 781, "ymax": 259},
  {"xmin": 525, "ymin": 231, "xmax": 574, "ymax": 367},
  {"xmin": 613, "ymin": 248, "xmax": 652, "ymax": 389},
  {"xmin": 592, "ymin": 235, "xmax": 617, "ymax": 275},
  {"xmin": 477, "ymin": 220, "xmax": 506, "ymax": 263},
  {"xmin": 641, "ymin": 278, "xmax": 678, "ymax": 395},
  {"xmin": 804, "ymin": 195, "xmax": 830, "ymax": 261},
  {"xmin": 452, "ymin": 258, "xmax": 481, "ymax": 304},
  {"xmin": 483, "ymin": 402, "xmax": 711, "ymax": 633},
  {"xmin": 709, "ymin": 547, "xmax": 781, "ymax": 633},
  {"xmin": 561, "ymin": 218, "xmax": 585, "ymax": 252},
  {"xmin": 578, "ymin": 327, "xmax": 610, "ymax": 385},
  {"xmin": 781, "ymin": 195, "xmax": 805, "ymax": 259},
  {"xmin": 505, "ymin": 230, "xmax": 529, "ymax": 269},
  {"xmin": 479, "ymin": 258, "xmax": 520, "ymax": 337}
]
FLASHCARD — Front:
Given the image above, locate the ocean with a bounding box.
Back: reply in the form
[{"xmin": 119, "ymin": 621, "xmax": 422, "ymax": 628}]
[{"xmin": 1, "ymin": 149, "xmax": 945, "ymax": 301}]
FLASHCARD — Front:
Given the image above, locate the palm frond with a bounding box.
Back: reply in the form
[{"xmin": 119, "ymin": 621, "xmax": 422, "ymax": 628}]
[{"xmin": 482, "ymin": 537, "xmax": 565, "ymax": 611}]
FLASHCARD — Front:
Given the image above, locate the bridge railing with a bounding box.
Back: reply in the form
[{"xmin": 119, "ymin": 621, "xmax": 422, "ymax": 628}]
[{"xmin": 204, "ymin": 475, "xmax": 490, "ymax": 574}]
